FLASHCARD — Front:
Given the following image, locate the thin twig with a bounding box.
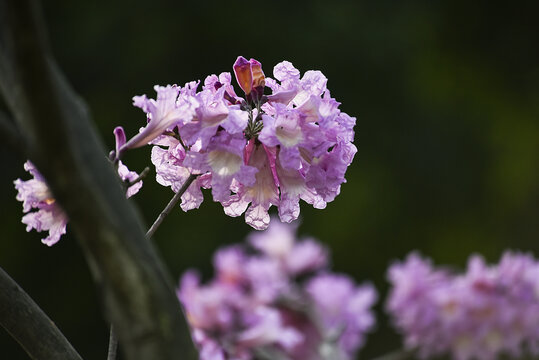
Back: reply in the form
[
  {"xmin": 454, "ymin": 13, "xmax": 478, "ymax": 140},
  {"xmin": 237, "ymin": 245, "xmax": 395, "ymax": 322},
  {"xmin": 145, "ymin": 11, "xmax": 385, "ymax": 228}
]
[
  {"xmin": 0, "ymin": 266, "xmax": 84, "ymax": 360},
  {"xmin": 126, "ymin": 167, "xmax": 150, "ymax": 187},
  {"xmin": 146, "ymin": 173, "xmax": 199, "ymax": 239},
  {"xmin": 107, "ymin": 325, "xmax": 118, "ymax": 360}
]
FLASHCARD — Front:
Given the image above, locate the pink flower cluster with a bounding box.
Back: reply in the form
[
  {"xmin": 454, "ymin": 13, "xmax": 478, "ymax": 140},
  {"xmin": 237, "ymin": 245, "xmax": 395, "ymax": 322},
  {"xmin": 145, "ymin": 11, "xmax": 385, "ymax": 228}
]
[
  {"xmin": 119, "ymin": 56, "xmax": 357, "ymax": 230},
  {"xmin": 387, "ymin": 252, "xmax": 539, "ymax": 360},
  {"xmin": 178, "ymin": 218, "xmax": 377, "ymax": 360},
  {"xmin": 14, "ymin": 158, "xmax": 142, "ymax": 245}
]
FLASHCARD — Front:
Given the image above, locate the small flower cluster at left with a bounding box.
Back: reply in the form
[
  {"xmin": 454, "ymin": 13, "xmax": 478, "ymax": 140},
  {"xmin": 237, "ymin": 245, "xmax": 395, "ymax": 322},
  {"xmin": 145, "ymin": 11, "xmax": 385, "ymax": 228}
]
[
  {"xmin": 178, "ymin": 218, "xmax": 377, "ymax": 360},
  {"xmin": 13, "ymin": 161, "xmax": 68, "ymax": 246},
  {"xmin": 14, "ymin": 159, "xmax": 143, "ymax": 245}
]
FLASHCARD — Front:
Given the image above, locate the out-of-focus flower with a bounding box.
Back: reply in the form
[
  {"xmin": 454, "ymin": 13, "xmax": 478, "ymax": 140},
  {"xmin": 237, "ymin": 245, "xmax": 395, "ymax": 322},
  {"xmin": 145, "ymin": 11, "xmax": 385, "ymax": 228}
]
[
  {"xmin": 178, "ymin": 218, "xmax": 376, "ymax": 360},
  {"xmin": 386, "ymin": 251, "xmax": 539, "ymax": 360},
  {"xmin": 306, "ymin": 274, "xmax": 377, "ymax": 357},
  {"xmin": 122, "ymin": 56, "xmax": 356, "ymax": 230},
  {"xmin": 247, "ymin": 220, "xmax": 328, "ymax": 275},
  {"xmin": 13, "ymin": 161, "xmax": 68, "ymax": 246}
]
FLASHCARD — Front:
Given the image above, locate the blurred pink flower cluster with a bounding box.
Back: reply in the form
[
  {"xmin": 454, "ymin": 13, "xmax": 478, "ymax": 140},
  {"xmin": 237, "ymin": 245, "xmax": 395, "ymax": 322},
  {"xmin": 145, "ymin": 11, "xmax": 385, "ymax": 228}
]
[
  {"xmin": 178, "ymin": 218, "xmax": 377, "ymax": 360},
  {"xmin": 387, "ymin": 252, "xmax": 539, "ymax": 360}
]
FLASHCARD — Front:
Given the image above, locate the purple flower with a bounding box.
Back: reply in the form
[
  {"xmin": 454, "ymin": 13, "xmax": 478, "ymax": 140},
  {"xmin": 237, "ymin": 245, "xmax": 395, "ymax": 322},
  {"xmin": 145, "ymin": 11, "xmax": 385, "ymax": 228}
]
[
  {"xmin": 181, "ymin": 77, "xmax": 248, "ymax": 149},
  {"xmin": 244, "ymin": 256, "xmax": 288, "ymax": 304},
  {"xmin": 122, "ymin": 84, "xmax": 199, "ymax": 152},
  {"xmin": 305, "ymin": 141, "xmax": 357, "ymax": 203},
  {"xmin": 248, "ymin": 218, "xmax": 297, "ymax": 258},
  {"xmin": 125, "ymin": 57, "xmax": 356, "ymax": 230},
  {"xmin": 117, "ymin": 161, "xmax": 143, "ymax": 198},
  {"xmin": 184, "ymin": 131, "xmax": 257, "ymax": 203},
  {"xmin": 112, "ymin": 127, "xmax": 143, "ymax": 198},
  {"xmin": 258, "ymin": 104, "xmax": 306, "ymax": 170},
  {"xmin": 178, "ymin": 271, "xmax": 237, "ymax": 331},
  {"xmin": 14, "ymin": 161, "xmax": 68, "ymax": 246},
  {"xmin": 178, "ymin": 218, "xmax": 376, "ymax": 360},
  {"xmin": 247, "ymin": 220, "xmax": 328, "ymax": 275},
  {"xmin": 222, "ymin": 142, "xmax": 280, "ymax": 230},
  {"xmin": 213, "ymin": 245, "xmax": 247, "ymax": 285},
  {"xmin": 387, "ymin": 251, "xmax": 539, "ymax": 360},
  {"xmin": 306, "ymin": 274, "xmax": 377, "ymax": 357},
  {"xmin": 150, "ymin": 135, "xmax": 211, "ymax": 211},
  {"xmin": 237, "ymin": 307, "xmax": 303, "ymax": 350},
  {"xmin": 229, "ymin": 60, "xmax": 355, "ymax": 228},
  {"xmin": 286, "ymin": 238, "xmax": 329, "ymax": 276}
]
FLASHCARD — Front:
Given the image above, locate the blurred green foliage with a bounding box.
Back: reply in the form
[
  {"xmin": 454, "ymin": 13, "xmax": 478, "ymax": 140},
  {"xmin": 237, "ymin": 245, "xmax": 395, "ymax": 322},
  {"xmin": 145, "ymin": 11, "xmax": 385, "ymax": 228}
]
[{"xmin": 1, "ymin": 0, "xmax": 538, "ymax": 358}]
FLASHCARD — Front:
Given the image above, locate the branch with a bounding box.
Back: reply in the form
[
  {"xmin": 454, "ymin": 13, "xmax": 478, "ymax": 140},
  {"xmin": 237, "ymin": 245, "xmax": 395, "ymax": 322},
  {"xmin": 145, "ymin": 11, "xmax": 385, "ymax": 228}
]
[
  {"xmin": 0, "ymin": 267, "xmax": 83, "ymax": 360},
  {"xmin": 107, "ymin": 325, "xmax": 119, "ymax": 360},
  {"xmin": 126, "ymin": 166, "xmax": 150, "ymax": 188},
  {"xmin": 0, "ymin": 1, "xmax": 197, "ymax": 359},
  {"xmin": 146, "ymin": 174, "xmax": 198, "ymax": 239}
]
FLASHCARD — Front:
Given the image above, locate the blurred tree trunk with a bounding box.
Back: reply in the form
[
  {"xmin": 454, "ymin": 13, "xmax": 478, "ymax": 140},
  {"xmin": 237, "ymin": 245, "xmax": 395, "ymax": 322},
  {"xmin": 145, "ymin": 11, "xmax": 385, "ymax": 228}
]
[{"xmin": 0, "ymin": 0, "xmax": 198, "ymax": 359}]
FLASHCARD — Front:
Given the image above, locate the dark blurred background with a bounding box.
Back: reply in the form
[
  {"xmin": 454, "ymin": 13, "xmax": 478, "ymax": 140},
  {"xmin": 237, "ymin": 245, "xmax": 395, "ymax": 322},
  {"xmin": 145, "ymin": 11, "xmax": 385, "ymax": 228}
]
[{"xmin": 1, "ymin": 0, "xmax": 538, "ymax": 359}]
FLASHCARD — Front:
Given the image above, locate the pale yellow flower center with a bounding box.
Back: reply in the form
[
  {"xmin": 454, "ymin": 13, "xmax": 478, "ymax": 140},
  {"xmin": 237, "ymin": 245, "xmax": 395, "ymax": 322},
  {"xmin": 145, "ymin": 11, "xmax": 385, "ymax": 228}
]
[{"xmin": 207, "ymin": 150, "xmax": 242, "ymax": 177}]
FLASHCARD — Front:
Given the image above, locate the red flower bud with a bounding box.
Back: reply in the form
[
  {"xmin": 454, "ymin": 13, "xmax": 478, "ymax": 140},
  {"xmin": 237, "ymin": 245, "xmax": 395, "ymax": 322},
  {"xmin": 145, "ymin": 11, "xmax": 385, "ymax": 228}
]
[{"xmin": 233, "ymin": 56, "xmax": 253, "ymax": 95}]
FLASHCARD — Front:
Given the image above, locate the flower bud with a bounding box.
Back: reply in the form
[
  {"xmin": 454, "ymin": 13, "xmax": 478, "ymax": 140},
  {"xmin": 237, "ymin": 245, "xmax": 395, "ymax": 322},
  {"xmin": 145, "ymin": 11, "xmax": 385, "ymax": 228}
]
[{"xmin": 233, "ymin": 56, "xmax": 253, "ymax": 95}]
